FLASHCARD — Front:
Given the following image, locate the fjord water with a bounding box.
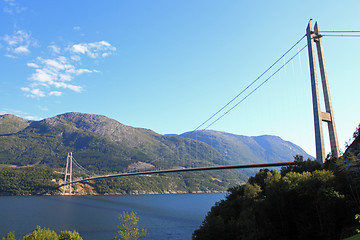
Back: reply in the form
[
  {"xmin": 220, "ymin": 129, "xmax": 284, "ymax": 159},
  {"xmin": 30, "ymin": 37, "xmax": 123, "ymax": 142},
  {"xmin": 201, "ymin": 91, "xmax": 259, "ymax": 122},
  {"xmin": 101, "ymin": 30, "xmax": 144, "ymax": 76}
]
[{"xmin": 0, "ymin": 193, "xmax": 226, "ymax": 240}]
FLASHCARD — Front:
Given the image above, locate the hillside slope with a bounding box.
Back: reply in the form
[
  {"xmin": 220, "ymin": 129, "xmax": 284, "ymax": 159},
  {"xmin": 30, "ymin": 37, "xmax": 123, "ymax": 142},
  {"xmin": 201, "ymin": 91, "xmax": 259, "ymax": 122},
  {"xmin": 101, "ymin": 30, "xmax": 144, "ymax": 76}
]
[
  {"xmin": 0, "ymin": 114, "xmax": 30, "ymax": 134},
  {"xmin": 0, "ymin": 113, "xmax": 228, "ymax": 170},
  {"xmin": 180, "ymin": 130, "xmax": 312, "ymax": 165}
]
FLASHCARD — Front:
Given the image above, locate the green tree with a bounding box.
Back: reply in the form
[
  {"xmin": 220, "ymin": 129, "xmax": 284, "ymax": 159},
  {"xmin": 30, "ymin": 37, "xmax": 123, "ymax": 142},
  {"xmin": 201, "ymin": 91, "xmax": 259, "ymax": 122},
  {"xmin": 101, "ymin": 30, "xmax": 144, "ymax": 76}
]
[
  {"xmin": 193, "ymin": 156, "xmax": 353, "ymax": 240},
  {"xmin": 58, "ymin": 231, "xmax": 83, "ymax": 240},
  {"xmin": 1, "ymin": 232, "xmax": 15, "ymax": 240},
  {"xmin": 22, "ymin": 226, "xmax": 58, "ymax": 240},
  {"xmin": 114, "ymin": 211, "xmax": 147, "ymax": 240}
]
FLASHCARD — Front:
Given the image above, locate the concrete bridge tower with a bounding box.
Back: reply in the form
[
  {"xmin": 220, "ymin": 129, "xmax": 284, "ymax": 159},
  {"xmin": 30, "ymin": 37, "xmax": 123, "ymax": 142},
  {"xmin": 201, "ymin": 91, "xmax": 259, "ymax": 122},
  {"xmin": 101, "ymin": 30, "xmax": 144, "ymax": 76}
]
[
  {"xmin": 306, "ymin": 20, "xmax": 340, "ymax": 164},
  {"xmin": 63, "ymin": 152, "xmax": 73, "ymax": 194}
]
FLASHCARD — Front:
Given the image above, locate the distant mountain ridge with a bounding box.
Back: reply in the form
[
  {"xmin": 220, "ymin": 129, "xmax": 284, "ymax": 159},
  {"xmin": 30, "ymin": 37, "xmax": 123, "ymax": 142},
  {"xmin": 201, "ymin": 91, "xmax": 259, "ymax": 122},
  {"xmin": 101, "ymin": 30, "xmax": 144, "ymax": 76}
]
[{"xmin": 180, "ymin": 130, "xmax": 313, "ymax": 165}]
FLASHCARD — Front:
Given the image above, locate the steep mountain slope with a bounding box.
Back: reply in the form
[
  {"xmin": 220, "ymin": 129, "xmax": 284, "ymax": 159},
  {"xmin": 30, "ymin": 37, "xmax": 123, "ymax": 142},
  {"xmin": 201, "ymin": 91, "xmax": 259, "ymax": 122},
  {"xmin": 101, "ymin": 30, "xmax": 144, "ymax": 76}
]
[
  {"xmin": 180, "ymin": 130, "xmax": 313, "ymax": 165},
  {"xmin": 0, "ymin": 113, "xmax": 228, "ymax": 170},
  {"xmin": 0, "ymin": 114, "xmax": 30, "ymax": 134}
]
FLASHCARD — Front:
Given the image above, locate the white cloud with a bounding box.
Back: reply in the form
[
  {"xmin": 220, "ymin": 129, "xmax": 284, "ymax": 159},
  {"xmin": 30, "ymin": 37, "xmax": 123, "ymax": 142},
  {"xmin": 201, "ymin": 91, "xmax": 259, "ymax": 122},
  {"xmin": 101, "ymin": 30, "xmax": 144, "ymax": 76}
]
[
  {"xmin": 3, "ymin": 30, "xmax": 29, "ymax": 46},
  {"xmin": 4, "ymin": 54, "xmax": 16, "ymax": 58},
  {"xmin": 70, "ymin": 55, "xmax": 81, "ymax": 61},
  {"xmin": 48, "ymin": 91, "xmax": 62, "ymax": 97},
  {"xmin": 24, "ymin": 55, "xmax": 89, "ymax": 96},
  {"xmin": 31, "ymin": 88, "xmax": 45, "ymax": 97},
  {"xmin": 21, "ymin": 87, "xmax": 30, "ymax": 92},
  {"xmin": 59, "ymin": 73, "xmax": 72, "ymax": 81},
  {"xmin": 48, "ymin": 44, "xmax": 61, "ymax": 54},
  {"xmin": 20, "ymin": 39, "xmax": 115, "ymax": 98},
  {"xmin": 22, "ymin": 88, "xmax": 45, "ymax": 98},
  {"xmin": 30, "ymin": 68, "xmax": 56, "ymax": 83},
  {"xmin": 70, "ymin": 41, "xmax": 116, "ymax": 58},
  {"xmin": 2, "ymin": 30, "xmax": 35, "ymax": 56},
  {"xmin": 14, "ymin": 45, "xmax": 29, "ymax": 54},
  {"xmin": 67, "ymin": 84, "xmax": 82, "ymax": 92},
  {"xmin": 27, "ymin": 62, "xmax": 39, "ymax": 68},
  {"xmin": 71, "ymin": 44, "xmax": 87, "ymax": 54},
  {"xmin": 73, "ymin": 26, "xmax": 81, "ymax": 31}
]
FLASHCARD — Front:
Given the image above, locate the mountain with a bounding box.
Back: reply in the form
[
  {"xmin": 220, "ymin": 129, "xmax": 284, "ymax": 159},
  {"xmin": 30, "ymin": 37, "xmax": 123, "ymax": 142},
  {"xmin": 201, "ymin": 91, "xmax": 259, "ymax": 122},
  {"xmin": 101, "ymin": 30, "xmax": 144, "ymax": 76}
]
[
  {"xmin": 180, "ymin": 130, "xmax": 313, "ymax": 167},
  {"xmin": 0, "ymin": 112, "xmax": 229, "ymax": 169},
  {"xmin": 0, "ymin": 113, "xmax": 247, "ymax": 194},
  {"xmin": 0, "ymin": 114, "xmax": 30, "ymax": 134}
]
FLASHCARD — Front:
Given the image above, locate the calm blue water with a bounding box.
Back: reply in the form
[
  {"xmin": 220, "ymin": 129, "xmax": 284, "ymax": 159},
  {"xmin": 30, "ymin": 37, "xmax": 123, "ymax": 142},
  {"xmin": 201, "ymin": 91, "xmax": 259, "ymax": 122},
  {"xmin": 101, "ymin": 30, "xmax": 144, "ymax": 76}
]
[{"xmin": 0, "ymin": 193, "xmax": 226, "ymax": 240}]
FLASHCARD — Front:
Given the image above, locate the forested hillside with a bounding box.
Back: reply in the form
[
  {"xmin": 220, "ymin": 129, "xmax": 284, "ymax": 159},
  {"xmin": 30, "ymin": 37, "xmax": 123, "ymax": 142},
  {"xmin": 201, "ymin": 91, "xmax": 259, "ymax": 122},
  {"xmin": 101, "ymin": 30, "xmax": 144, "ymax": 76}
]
[
  {"xmin": 0, "ymin": 113, "xmax": 247, "ymax": 195},
  {"xmin": 193, "ymin": 126, "xmax": 360, "ymax": 240}
]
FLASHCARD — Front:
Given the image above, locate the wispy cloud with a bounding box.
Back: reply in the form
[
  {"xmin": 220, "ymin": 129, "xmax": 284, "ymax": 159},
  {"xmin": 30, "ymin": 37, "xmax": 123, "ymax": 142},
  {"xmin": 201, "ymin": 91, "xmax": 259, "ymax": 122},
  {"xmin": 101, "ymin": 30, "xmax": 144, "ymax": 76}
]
[
  {"xmin": 21, "ymin": 87, "xmax": 45, "ymax": 98},
  {"xmin": 2, "ymin": 30, "xmax": 36, "ymax": 57},
  {"xmin": 48, "ymin": 44, "xmax": 61, "ymax": 54},
  {"xmin": 70, "ymin": 41, "xmax": 116, "ymax": 59},
  {"xmin": 37, "ymin": 105, "xmax": 49, "ymax": 111},
  {"xmin": 48, "ymin": 91, "xmax": 62, "ymax": 97},
  {"xmin": 3, "ymin": 0, "xmax": 26, "ymax": 15},
  {"xmin": 22, "ymin": 40, "xmax": 116, "ymax": 98},
  {"xmin": 0, "ymin": 108, "xmax": 27, "ymax": 116}
]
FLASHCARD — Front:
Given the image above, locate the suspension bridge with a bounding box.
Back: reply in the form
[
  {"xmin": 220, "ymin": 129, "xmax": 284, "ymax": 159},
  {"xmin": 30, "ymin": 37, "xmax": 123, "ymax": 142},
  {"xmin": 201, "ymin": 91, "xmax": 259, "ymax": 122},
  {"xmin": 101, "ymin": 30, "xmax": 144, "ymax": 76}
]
[{"xmin": 61, "ymin": 20, "xmax": 360, "ymax": 194}]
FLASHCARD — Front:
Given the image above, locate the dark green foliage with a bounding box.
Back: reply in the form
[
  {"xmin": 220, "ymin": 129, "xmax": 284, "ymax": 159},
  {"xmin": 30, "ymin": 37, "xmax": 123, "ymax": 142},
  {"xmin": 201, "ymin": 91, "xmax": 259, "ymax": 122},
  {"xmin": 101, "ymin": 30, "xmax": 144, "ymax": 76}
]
[
  {"xmin": 0, "ymin": 166, "xmax": 61, "ymax": 195},
  {"xmin": 325, "ymin": 154, "xmax": 360, "ymax": 211},
  {"xmin": 193, "ymin": 156, "xmax": 358, "ymax": 240},
  {"xmin": 280, "ymin": 154, "xmax": 322, "ymax": 176}
]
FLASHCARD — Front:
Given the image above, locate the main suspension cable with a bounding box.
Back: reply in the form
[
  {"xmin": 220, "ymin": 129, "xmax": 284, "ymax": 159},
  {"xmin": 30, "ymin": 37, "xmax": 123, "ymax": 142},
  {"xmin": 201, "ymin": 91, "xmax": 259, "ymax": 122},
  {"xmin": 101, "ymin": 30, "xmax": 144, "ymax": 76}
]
[{"xmin": 191, "ymin": 34, "xmax": 307, "ymax": 133}]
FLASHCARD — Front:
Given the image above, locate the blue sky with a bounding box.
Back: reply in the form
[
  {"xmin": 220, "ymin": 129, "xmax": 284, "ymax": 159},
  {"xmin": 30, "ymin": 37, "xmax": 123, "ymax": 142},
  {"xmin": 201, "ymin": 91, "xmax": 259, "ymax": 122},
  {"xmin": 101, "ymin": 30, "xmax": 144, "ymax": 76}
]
[{"xmin": 1, "ymin": 0, "xmax": 360, "ymax": 156}]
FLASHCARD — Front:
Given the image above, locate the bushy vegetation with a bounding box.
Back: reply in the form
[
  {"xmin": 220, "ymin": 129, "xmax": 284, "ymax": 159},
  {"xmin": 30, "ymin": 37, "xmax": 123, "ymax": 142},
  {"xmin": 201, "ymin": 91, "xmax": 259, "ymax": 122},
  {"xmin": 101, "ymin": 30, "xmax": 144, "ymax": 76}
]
[
  {"xmin": 0, "ymin": 166, "xmax": 61, "ymax": 195},
  {"xmin": 193, "ymin": 155, "xmax": 360, "ymax": 240},
  {"xmin": 1, "ymin": 226, "xmax": 82, "ymax": 240}
]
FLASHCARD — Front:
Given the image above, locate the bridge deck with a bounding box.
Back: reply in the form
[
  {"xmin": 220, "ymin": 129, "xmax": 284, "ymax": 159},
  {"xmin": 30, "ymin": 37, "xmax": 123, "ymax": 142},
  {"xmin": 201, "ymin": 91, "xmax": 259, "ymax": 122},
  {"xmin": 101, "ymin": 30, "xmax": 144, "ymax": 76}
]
[{"xmin": 62, "ymin": 161, "xmax": 295, "ymax": 186}]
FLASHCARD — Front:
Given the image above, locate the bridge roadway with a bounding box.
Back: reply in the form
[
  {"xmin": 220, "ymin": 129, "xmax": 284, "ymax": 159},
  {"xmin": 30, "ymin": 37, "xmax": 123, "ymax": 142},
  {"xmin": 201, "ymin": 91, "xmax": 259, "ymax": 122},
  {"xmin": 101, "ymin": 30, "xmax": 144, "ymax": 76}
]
[{"xmin": 63, "ymin": 161, "xmax": 295, "ymax": 186}]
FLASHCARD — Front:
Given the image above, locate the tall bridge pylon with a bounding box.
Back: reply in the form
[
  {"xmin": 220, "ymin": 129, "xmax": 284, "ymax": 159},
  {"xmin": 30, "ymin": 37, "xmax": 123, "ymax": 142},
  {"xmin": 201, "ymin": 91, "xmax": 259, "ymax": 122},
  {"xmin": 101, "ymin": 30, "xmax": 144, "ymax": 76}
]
[
  {"xmin": 306, "ymin": 20, "xmax": 340, "ymax": 164},
  {"xmin": 63, "ymin": 152, "xmax": 73, "ymax": 194}
]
